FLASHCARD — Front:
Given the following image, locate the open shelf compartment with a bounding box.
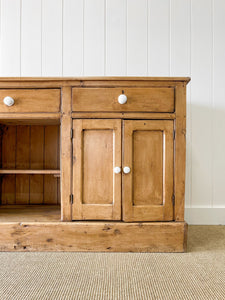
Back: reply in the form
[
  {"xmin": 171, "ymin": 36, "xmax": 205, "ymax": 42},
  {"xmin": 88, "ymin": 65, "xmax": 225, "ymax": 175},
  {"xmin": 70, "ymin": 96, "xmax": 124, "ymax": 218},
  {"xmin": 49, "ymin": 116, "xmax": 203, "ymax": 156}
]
[{"xmin": 0, "ymin": 120, "xmax": 61, "ymax": 222}]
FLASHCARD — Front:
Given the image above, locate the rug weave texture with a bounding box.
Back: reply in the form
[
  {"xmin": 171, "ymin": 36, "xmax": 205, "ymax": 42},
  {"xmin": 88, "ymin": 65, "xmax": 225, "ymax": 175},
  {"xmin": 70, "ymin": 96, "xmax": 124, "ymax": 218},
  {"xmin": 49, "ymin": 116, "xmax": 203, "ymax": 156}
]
[{"xmin": 0, "ymin": 225, "xmax": 224, "ymax": 300}]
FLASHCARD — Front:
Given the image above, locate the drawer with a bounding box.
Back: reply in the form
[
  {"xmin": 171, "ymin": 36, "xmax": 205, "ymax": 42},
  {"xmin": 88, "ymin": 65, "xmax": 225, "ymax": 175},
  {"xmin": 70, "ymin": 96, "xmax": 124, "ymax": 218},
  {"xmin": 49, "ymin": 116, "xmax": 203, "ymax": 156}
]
[
  {"xmin": 0, "ymin": 89, "xmax": 60, "ymax": 113},
  {"xmin": 72, "ymin": 87, "xmax": 174, "ymax": 113}
]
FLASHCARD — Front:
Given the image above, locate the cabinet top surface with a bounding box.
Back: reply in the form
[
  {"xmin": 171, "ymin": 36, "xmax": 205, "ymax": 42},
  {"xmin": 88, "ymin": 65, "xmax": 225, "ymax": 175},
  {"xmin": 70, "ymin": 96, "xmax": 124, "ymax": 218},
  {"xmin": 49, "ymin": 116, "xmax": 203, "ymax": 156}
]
[{"xmin": 0, "ymin": 77, "xmax": 191, "ymax": 83}]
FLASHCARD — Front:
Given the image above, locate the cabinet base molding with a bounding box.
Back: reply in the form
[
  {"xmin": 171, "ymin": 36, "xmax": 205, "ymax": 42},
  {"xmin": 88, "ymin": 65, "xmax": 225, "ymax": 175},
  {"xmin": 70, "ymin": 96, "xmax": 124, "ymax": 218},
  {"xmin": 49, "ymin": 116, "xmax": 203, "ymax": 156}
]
[{"xmin": 0, "ymin": 221, "xmax": 187, "ymax": 252}]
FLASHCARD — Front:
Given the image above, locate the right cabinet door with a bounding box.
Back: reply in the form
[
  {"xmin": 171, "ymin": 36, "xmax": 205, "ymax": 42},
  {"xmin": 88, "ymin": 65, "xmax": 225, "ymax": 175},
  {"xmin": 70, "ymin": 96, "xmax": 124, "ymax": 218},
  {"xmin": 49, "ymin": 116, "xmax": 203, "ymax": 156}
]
[{"xmin": 122, "ymin": 120, "xmax": 174, "ymax": 222}]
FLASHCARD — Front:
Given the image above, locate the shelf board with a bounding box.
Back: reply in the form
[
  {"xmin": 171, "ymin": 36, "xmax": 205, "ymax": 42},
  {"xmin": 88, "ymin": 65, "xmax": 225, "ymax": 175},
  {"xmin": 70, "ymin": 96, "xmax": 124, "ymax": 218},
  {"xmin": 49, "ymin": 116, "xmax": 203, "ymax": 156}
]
[
  {"xmin": 0, "ymin": 169, "xmax": 60, "ymax": 175},
  {"xmin": 0, "ymin": 205, "xmax": 61, "ymax": 222}
]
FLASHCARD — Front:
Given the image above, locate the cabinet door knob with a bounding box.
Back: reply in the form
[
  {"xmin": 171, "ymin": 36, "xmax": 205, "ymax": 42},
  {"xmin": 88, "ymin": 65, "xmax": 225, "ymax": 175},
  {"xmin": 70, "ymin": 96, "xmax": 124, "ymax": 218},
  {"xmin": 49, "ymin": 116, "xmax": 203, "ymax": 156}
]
[
  {"xmin": 114, "ymin": 167, "xmax": 121, "ymax": 174},
  {"xmin": 118, "ymin": 94, "xmax": 127, "ymax": 104},
  {"xmin": 3, "ymin": 96, "xmax": 15, "ymax": 107},
  {"xmin": 123, "ymin": 166, "xmax": 131, "ymax": 174}
]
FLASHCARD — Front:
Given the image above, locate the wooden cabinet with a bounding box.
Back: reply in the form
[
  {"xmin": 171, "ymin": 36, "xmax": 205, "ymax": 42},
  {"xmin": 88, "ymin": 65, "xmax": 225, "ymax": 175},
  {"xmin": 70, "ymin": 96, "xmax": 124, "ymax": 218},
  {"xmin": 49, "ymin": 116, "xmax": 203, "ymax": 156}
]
[{"xmin": 0, "ymin": 77, "xmax": 190, "ymax": 252}]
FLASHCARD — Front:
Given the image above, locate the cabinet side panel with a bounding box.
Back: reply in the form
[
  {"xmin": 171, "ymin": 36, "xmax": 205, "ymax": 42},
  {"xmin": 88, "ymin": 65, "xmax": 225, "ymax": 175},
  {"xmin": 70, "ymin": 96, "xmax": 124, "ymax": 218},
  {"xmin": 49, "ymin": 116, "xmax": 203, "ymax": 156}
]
[{"xmin": 174, "ymin": 84, "xmax": 186, "ymax": 221}]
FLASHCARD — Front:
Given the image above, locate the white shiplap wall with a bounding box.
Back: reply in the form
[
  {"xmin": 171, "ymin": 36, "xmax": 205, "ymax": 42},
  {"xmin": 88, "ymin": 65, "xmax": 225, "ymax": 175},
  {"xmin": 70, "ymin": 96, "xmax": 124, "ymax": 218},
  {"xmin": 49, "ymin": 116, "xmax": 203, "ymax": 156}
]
[{"xmin": 0, "ymin": 0, "xmax": 225, "ymax": 224}]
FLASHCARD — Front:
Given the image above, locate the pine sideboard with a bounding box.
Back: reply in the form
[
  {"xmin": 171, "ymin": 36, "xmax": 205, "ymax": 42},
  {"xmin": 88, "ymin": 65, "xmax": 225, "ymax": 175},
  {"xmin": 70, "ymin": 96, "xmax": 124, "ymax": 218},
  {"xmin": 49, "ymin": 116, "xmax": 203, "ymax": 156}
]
[{"xmin": 0, "ymin": 77, "xmax": 190, "ymax": 252}]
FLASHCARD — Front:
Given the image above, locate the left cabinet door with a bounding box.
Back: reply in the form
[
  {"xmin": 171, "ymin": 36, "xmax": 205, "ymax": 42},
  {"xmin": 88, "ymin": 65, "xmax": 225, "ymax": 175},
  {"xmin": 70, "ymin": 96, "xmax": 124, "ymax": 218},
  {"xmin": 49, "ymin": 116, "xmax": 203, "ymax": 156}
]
[{"xmin": 72, "ymin": 119, "xmax": 122, "ymax": 220}]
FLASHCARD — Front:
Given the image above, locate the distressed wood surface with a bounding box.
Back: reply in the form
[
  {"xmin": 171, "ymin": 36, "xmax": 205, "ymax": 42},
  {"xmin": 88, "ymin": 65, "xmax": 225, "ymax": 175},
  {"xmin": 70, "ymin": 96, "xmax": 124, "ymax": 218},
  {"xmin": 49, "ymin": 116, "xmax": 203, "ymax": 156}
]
[
  {"xmin": 174, "ymin": 83, "xmax": 186, "ymax": 221},
  {"xmin": 72, "ymin": 87, "xmax": 175, "ymax": 112},
  {"xmin": 72, "ymin": 119, "xmax": 121, "ymax": 220},
  {"xmin": 0, "ymin": 124, "xmax": 60, "ymax": 205},
  {"xmin": 0, "ymin": 221, "xmax": 187, "ymax": 252},
  {"xmin": 0, "ymin": 205, "xmax": 60, "ymax": 222},
  {"xmin": 0, "ymin": 89, "xmax": 60, "ymax": 113},
  {"xmin": 60, "ymin": 86, "xmax": 72, "ymax": 221},
  {"xmin": 123, "ymin": 120, "xmax": 174, "ymax": 222},
  {"xmin": 72, "ymin": 112, "xmax": 176, "ymax": 120}
]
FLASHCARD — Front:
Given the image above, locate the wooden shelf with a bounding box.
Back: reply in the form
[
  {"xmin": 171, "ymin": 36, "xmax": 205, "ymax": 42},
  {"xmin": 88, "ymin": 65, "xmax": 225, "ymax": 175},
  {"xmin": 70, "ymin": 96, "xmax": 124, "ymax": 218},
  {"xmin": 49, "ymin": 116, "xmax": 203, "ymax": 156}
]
[
  {"xmin": 0, "ymin": 205, "xmax": 61, "ymax": 222},
  {"xmin": 0, "ymin": 169, "xmax": 60, "ymax": 175}
]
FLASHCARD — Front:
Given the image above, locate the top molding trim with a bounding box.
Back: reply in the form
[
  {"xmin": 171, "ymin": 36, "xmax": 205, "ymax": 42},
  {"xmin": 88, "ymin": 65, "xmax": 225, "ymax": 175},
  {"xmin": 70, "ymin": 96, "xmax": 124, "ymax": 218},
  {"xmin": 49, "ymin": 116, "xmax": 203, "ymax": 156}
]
[{"xmin": 0, "ymin": 77, "xmax": 191, "ymax": 83}]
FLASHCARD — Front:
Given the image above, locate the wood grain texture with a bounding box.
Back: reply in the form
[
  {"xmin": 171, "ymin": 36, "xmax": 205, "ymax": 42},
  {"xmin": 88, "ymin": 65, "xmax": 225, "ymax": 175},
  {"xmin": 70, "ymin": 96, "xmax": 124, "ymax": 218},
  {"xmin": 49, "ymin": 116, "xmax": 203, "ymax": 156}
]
[
  {"xmin": 72, "ymin": 119, "xmax": 121, "ymax": 220},
  {"xmin": 122, "ymin": 120, "xmax": 174, "ymax": 222},
  {"xmin": 72, "ymin": 87, "xmax": 175, "ymax": 112},
  {"xmin": 0, "ymin": 170, "xmax": 60, "ymax": 174},
  {"xmin": 60, "ymin": 86, "xmax": 72, "ymax": 221},
  {"xmin": 72, "ymin": 112, "xmax": 176, "ymax": 120},
  {"xmin": 0, "ymin": 77, "xmax": 189, "ymax": 252},
  {"xmin": 133, "ymin": 130, "xmax": 163, "ymax": 206},
  {"xmin": 0, "ymin": 221, "xmax": 187, "ymax": 252},
  {"xmin": 44, "ymin": 126, "xmax": 59, "ymax": 205},
  {"xmin": 0, "ymin": 124, "xmax": 60, "ymax": 205},
  {"xmin": 0, "ymin": 89, "xmax": 60, "ymax": 113},
  {"xmin": 30, "ymin": 126, "xmax": 44, "ymax": 204},
  {"xmin": 174, "ymin": 83, "xmax": 186, "ymax": 221},
  {"xmin": 1, "ymin": 126, "xmax": 16, "ymax": 204},
  {"xmin": 0, "ymin": 205, "xmax": 60, "ymax": 222},
  {"xmin": 16, "ymin": 126, "xmax": 30, "ymax": 205},
  {"xmin": 0, "ymin": 114, "xmax": 60, "ymax": 125}
]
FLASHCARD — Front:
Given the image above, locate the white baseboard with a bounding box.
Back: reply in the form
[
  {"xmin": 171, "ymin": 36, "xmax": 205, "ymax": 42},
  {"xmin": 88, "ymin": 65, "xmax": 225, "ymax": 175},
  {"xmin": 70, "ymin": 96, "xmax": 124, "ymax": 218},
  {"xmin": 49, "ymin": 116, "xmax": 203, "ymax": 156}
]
[{"xmin": 185, "ymin": 208, "xmax": 225, "ymax": 225}]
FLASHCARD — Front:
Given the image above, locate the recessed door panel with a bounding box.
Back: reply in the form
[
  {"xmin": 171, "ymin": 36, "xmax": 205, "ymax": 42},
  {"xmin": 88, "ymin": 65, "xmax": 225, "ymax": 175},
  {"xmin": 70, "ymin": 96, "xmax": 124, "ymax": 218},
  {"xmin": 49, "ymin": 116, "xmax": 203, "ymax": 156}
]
[
  {"xmin": 133, "ymin": 130, "xmax": 163, "ymax": 206},
  {"xmin": 72, "ymin": 119, "xmax": 121, "ymax": 220},
  {"xmin": 123, "ymin": 120, "xmax": 174, "ymax": 222}
]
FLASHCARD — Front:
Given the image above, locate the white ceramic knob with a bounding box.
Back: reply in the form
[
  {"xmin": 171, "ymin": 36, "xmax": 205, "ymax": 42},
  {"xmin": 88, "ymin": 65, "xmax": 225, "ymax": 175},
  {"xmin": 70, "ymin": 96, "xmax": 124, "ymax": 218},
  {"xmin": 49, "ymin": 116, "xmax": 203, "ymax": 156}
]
[
  {"xmin": 114, "ymin": 167, "xmax": 121, "ymax": 174},
  {"xmin": 123, "ymin": 166, "xmax": 131, "ymax": 174},
  {"xmin": 118, "ymin": 94, "xmax": 127, "ymax": 104},
  {"xmin": 3, "ymin": 96, "xmax": 14, "ymax": 107}
]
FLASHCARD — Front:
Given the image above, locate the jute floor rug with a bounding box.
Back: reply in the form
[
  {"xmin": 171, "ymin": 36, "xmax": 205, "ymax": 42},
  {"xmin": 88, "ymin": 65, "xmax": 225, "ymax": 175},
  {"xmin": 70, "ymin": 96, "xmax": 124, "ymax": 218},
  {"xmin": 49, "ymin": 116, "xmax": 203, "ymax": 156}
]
[{"xmin": 0, "ymin": 225, "xmax": 224, "ymax": 300}]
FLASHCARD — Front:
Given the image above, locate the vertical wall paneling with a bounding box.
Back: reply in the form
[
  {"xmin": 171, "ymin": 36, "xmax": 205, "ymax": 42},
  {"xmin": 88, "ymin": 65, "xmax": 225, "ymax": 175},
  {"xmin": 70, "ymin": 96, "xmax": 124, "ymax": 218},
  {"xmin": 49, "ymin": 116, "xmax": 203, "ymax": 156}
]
[
  {"xmin": 105, "ymin": 0, "xmax": 126, "ymax": 75},
  {"xmin": 0, "ymin": 0, "xmax": 21, "ymax": 76},
  {"xmin": 191, "ymin": 0, "xmax": 212, "ymax": 208},
  {"xmin": 83, "ymin": 0, "xmax": 105, "ymax": 75},
  {"xmin": 127, "ymin": 0, "xmax": 148, "ymax": 75},
  {"xmin": 42, "ymin": 0, "xmax": 62, "ymax": 76},
  {"xmin": 21, "ymin": 0, "xmax": 42, "ymax": 76},
  {"xmin": 63, "ymin": 0, "xmax": 83, "ymax": 76},
  {"xmin": 171, "ymin": 0, "xmax": 191, "ymax": 208},
  {"xmin": 148, "ymin": 0, "xmax": 170, "ymax": 76},
  {"xmin": 213, "ymin": 0, "xmax": 225, "ymax": 207}
]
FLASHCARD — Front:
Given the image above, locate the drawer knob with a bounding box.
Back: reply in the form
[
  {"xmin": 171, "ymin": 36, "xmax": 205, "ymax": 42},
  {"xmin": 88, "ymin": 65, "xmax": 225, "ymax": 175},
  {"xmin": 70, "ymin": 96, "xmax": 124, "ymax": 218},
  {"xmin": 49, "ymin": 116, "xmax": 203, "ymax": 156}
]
[
  {"xmin": 123, "ymin": 166, "xmax": 131, "ymax": 174},
  {"xmin": 3, "ymin": 96, "xmax": 15, "ymax": 107},
  {"xmin": 118, "ymin": 94, "xmax": 127, "ymax": 104},
  {"xmin": 114, "ymin": 167, "xmax": 121, "ymax": 174}
]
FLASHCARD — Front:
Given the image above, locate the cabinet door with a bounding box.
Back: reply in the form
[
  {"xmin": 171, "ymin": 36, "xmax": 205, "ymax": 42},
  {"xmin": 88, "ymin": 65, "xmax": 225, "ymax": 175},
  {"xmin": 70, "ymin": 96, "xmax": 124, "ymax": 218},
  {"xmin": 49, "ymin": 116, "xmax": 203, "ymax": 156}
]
[
  {"xmin": 122, "ymin": 120, "xmax": 174, "ymax": 222},
  {"xmin": 72, "ymin": 119, "xmax": 121, "ymax": 220}
]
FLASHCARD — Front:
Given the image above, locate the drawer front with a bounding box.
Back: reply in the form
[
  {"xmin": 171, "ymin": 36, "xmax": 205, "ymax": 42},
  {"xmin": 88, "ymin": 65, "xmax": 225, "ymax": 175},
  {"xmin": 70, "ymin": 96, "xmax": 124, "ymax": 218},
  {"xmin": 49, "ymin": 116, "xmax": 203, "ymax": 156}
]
[
  {"xmin": 0, "ymin": 89, "xmax": 60, "ymax": 113},
  {"xmin": 72, "ymin": 87, "xmax": 174, "ymax": 112}
]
